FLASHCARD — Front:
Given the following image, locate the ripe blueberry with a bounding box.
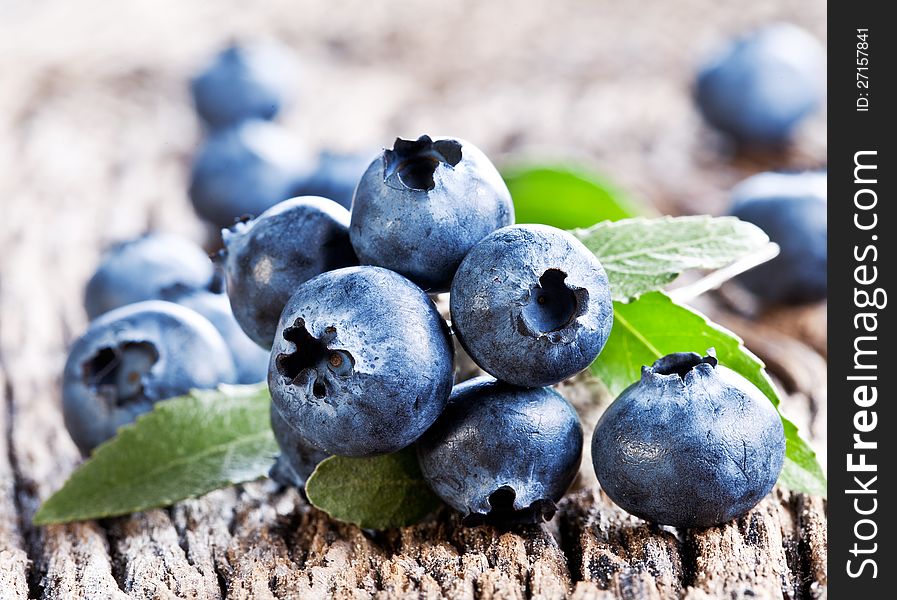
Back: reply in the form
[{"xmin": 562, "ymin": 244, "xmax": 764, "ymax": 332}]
[
  {"xmin": 219, "ymin": 196, "xmax": 357, "ymax": 348},
  {"xmin": 84, "ymin": 233, "xmax": 215, "ymax": 319},
  {"xmin": 450, "ymin": 224, "xmax": 613, "ymax": 387},
  {"xmin": 191, "ymin": 41, "xmax": 296, "ymax": 130},
  {"xmin": 350, "ymin": 135, "xmax": 514, "ymax": 291},
  {"xmin": 591, "ymin": 352, "xmax": 786, "ymax": 528},
  {"xmin": 417, "ymin": 377, "xmax": 583, "ymax": 526},
  {"xmin": 695, "ymin": 23, "xmax": 825, "ymax": 146},
  {"xmin": 269, "ymin": 403, "xmax": 331, "ymax": 488},
  {"xmin": 730, "ymin": 171, "xmax": 827, "ymax": 304},
  {"xmin": 189, "ymin": 120, "xmax": 312, "ymax": 228},
  {"xmin": 63, "ymin": 301, "xmax": 237, "ymax": 453},
  {"xmin": 268, "ymin": 266, "xmax": 454, "ymax": 457}
]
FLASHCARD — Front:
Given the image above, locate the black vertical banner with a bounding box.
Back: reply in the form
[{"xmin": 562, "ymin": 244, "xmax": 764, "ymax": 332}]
[{"xmin": 828, "ymin": 1, "xmax": 895, "ymax": 595}]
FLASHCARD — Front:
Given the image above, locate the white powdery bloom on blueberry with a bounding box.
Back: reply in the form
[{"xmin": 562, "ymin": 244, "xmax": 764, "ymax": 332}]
[
  {"xmin": 350, "ymin": 135, "xmax": 514, "ymax": 292},
  {"xmin": 592, "ymin": 351, "xmax": 786, "ymax": 528},
  {"xmin": 63, "ymin": 301, "xmax": 237, "ymax": 453}
]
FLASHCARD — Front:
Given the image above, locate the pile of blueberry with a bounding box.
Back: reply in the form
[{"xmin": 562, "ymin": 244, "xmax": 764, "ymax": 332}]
[
  {"xmin": 188, "ymin": 40, "xmax": 370, "ymax": 228},
  {"xmin": 67, "ymin": 234, "xmax": 269, "ymax": 451},
  {"xmin": 59, "ymin": 32, "xmax": 817, "ymax": 529},
  {"xmin": 63, "ymin": 134, "xmax": 786, "ymax": 528}
]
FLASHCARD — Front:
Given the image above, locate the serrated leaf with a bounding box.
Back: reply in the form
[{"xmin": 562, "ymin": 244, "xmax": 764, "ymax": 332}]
[
  {"xmin": 34, "ymin": 384, "xmax": 276, "ymax": 525},
  {"xmin": 591, "ymin": 291, "xmax": 826, "ymax": 497},
  {"xmin": 574, "ymin": 216, "xmax": 770, "ymax": 302},
  {"xmin": 305, "ymin": 447, "xmax": 442, "ymax": 529},
  {"xmin": 503, "ymin": 164, "xmax": 641, "ymax": 229}
]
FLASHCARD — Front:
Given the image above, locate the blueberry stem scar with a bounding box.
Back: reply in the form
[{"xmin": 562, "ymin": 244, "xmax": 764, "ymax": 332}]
[
  {"xmin": 519, "ymin": 269, "xmax": 588, "ymax": 336},
  {"xmin": 276, "ymin": 319, "xmax": 355, "ymax": 399},
  {"xmin": 384, "ymin": 135, "xmax": 463, "ymax": 191},
  {"xmin": 82, "ymin": 341, "xmax": 159, "ymax": 406},
  {"xmin": 650, "ymin": 351, "xmax": 718, "ymax": 380}
]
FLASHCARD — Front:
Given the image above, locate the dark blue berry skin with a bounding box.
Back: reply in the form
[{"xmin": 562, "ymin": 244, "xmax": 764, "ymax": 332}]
[
  {"xmin": 592, "ymin": 352, "xmax": 785, "ymax": 528},
  {"xmin": 190, "ymin": 42, "xmax": 296, "ymax": 130},
  {"xmin": 189, "ymin": 120, "xmax": 311, "ymax": 228},
  {"xmin": 695, "ymin": 23, "xmax": 825, "ymax": 146},
  {"xmin": 269, "ymin": 403, "xmax": 330, "ymax": 488},
  {"xmin": 63, "ymin": 301, "xmax": 237, "ymax": 453},
  {"xmin": 350, "ymin": 135, "xmax": 514, "ymax": 291},
  {"xmin": 417, "ymin": 377, "xmax": 583, "ymax": 526},
  {"xmin": 220, "ymin": 196, "xmax": 357, "ymax": 349},
  {"xmin": 84, "ymin": 233, "xmax": 216, "ymax": 320},
  {"xmin": 730, "ymin": 172, "xmax": 827, "ymax": 304},
  {"xmin": 268, "ymin": 266, "xmax": 454, "ymax": 457},
  {"xmin": 450, "ymin": 224, "xmax": 613, "ymax": 388},
  {"xmin": 163, "ymin": 287, "xmax": 269, "ymax": 384},
  {"xmin": 291, "ymin": 150, "xmax": 373, "ymax": 210}
]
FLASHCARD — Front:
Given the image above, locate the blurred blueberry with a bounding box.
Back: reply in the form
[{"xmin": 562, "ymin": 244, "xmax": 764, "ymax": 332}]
[
  {"xmin": 188, "ymin": 120, "xmax": 312, "ymax": 228},
  {"xmin": 84, "ymin": 233, "xmax": 215, "ymax": 320},
  {"xmin": 695, "ymin": 23, "xmax": 825, "ymax": 146},
  {"xmin": 163, "ymin": 286, "xmax": 269, "ymax": 384},
  {"xmin": 350, "ymin": 135, "xmax": 514, "ymax": 291},
  {"xmin": 291, "ymin": 150, "xmax": 373, "ymax": 209},
  {"xmin": 417, "ymin": 376, "xmax": 583, "ymax": 526},
  {"xmin": 730, "ymin": 171, "xmax": 827, "ymax": 304},
  {"xmin": 191, "ymin": 41, "xmax": 297, "ymax": 130},
  {"xmin": 63, "ymin": 301, "xmax": 237, "ymax": 453}
]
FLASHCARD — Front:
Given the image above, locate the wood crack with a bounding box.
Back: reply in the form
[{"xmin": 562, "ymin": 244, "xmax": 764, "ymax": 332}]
[{"xmin": 1, "ymin": 364, "xmax": 34, "ymax": 599}]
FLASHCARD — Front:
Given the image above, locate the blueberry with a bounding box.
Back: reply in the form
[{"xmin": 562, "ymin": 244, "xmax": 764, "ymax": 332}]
[
  {"xmin": 417, "ymin": 376, "xmax": 582, "ymax": 526},
  {"xmin": 63, "ymin": 301, "xmax": 237, "ymax": 453},
  {"xmin": 188, "ymin": 120, "xmax": 312, "ymax": 228},
  {"xmin": 730, "ymin": 171, "xmax": 827, "ymax": 304},
  {"xmin": 291, "ymin": 150, "xmax": 373, "ymax": 210},
  {"xmin": 350, "ymin": 135, "xmax": 514, "ymax": 291},
  {"xmin": 591, "ymin": 352, "xmax": 785, "ymax": 528},
  {"xmin": 191, "ymin": 41, "xmax": 296, "ymax": 130},
  {"xmin": 268, "ymin": 266, "xmax": 454, "ymax": 457},
  {"xmin": 450, "ymin": 224, "xmax": 613, "ymax": 387},
  {"xmin": 162, "ymin": 286, "xmax": 270, "ymax": 384},
  {"xmin": 219, "ymin": 196, "xmax": 357, "ymax": 348},
  {"xmin": 695, "ymin": 23, "xmax": 825, "ymax": 146},
  {"xmin": 84, "ymin": 233, "xmax": 216, "ymax": 319},
  {"xmin": 269, "ymin": 403, "xmax": 330, "ymax": 488}
]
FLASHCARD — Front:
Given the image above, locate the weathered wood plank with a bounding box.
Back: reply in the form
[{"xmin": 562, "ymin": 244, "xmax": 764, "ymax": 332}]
[
  {"xmin": 107, "ymin": 510, "xmax": 221, "ymax": 599},
  {"xmin": 562, "ymin": 488, "xmax": 827, "ymax": 600},
  {"xmin": 0, "ymin": 209, "xmax": 129, "ymax": 599},
  {"xmin": 0, "ymin": 369, "xmax": 30, "ymax": 600}
]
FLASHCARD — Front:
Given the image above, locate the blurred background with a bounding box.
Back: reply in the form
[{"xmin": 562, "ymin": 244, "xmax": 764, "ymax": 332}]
[
  {"xmin": 0, "ymin": 0, "xmax": 826, "ymax": 462},
  {"xmin": 0, "ymin": 0, "xmax": 825, "ymax": 222}
]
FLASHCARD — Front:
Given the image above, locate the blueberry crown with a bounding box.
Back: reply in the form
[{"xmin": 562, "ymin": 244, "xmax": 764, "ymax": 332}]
[
  {"xmin": 384, "ymin": 135, "xmax": 462, "ymax": 191},
  {"xmin": 645, "ymin": 350, "xmax": 718, "ymax": 381}
]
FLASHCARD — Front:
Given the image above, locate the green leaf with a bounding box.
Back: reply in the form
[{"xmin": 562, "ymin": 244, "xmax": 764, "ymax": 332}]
[
  {"xmin": 574, "ymin": 216, "xmax": 770, "ymax": 302},
  {"xmin": 306, "ymin": 447, "xmax": 442, "ymax": 529},
  {"xmin": 591, "ymin": 291, "xmax": 826, "ymax": 497},
  {"xmin": 778, "ymin": 420, "xmax": 828, "ymax": 497},
  {"xmin": 34, "ymin": 384, "xmax": 276, "ymax": 525},
  {"xmin": 503, "ymin": 164, "xmax": 641, "ymax": 229}
]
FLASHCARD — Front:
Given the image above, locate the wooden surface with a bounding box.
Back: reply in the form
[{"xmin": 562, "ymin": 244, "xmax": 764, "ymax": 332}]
[{"xmin": 0, "ymin": 1, "xmax": 827, "ymax": 598}]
